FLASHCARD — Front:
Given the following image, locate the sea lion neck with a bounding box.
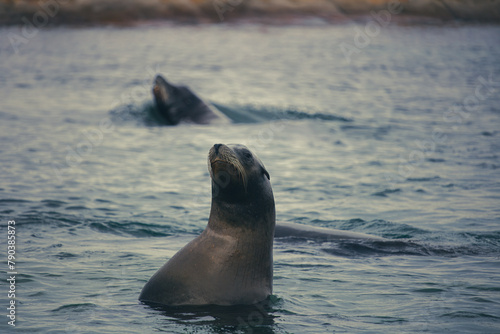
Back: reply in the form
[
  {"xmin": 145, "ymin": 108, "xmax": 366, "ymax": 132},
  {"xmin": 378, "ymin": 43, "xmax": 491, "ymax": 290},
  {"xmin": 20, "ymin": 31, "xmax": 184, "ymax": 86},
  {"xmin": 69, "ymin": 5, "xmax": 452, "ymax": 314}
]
[{"xmin": 207, "ymin": 196, "xmax": 275, "ymax": 234}]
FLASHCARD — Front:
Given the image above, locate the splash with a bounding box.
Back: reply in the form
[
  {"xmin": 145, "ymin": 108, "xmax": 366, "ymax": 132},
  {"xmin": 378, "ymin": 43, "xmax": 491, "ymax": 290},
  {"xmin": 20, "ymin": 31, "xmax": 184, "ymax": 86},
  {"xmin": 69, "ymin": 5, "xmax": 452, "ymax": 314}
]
[{"xmin": 109, "ymin": 100, "xmax": 351, "ymax": 126}]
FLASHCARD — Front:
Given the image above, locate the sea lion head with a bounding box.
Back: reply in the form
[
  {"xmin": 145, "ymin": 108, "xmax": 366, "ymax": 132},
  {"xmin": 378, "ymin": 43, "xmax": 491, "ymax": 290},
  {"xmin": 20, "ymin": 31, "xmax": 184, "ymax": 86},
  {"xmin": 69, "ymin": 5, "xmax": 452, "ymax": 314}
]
[
  {"xmin": 207, "ymin": 144, "xmax": 275, "ymax": 235},
  {"xmin": 208, "ymin": 143, "xmax": 270, "ymax": 201}
]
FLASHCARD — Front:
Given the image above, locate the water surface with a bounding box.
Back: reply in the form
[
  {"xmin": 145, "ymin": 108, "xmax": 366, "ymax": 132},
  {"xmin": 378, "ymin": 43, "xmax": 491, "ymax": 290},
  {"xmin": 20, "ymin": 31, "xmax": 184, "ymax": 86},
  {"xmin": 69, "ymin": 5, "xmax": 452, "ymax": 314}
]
[{"xmin": 0, "ymin": 23, "xmax": 500, "ymax": 333}]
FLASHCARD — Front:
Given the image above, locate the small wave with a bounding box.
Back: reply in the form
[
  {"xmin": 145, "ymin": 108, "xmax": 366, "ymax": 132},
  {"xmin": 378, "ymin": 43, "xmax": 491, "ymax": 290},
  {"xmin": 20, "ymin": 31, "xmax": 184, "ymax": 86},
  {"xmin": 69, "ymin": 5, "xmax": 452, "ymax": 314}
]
[
  {"xmin": 54, "ymin": 251, "xmax": 79, "ymax": 259},
  {"xmin": 371, "ymin": 188, "xmax": 401, "ymax": 197},
  {"xmin": 95, "ymin": 198, "xmax": 114, "ymax": 203},
  {"xmin": 321, "ymin": 237, "xmax": 500, "ymax": 257},
  {"xmin": 441, "ymin": 311, "xmax": 500, "ymax": 320},
  {"xmin": 15, "ymin": 210, "xmax": 192, "ymax": 237},
  {"xmin": 284, "ymin": 219, "xmax": 500, "ymax": 257},
  {"xmin": 16, "ymin": 212, "xmax": 82, "ymax": 227},
  {"xmin": 65, "ymin": 205, "xmax": 90, "ymax": 210},
  {"xmin": 41, "ymin": 200, "xmax": 68, "ymax": 208},
  {"xmin": 427, "ymin": 158, "xmax": 446, "ymax": 163},
  {"xmin": 321, "ymin": 240, "xmax": 422, "ymax": 257},
  {"xmin": 413, "ymin": 288, "xmax": 445, "ymax": 293},
  {"xmin": 467, "ymin": 286, "xmax": 500, "ymax": 292},
  {"xmin": 110, "ymin": 101, "xmax": 350, "ymax": 126},
  {"xmin": 407, "ymin": 176, "xmax": 441, "ymax": 182},
  {"xmin": 214, "ymin": 103, "xmax": 352, "ymax": 123},
  {"xmin": 52, "ymin": 303, "xmax": 97, "ymax": 313},
  {"xmin": 0, "ymin": 198, "xmax": 32, "ymax": 205},
  {"xmin": 89, "ymin": 220, "xmax": 174, "ymax": 237},
  {"xmin": 323, "ymin": 218, "xmax": 428, "ymax": 239},
  {"xmin": 481, "ymin": 131, "xmax": 497, "ymax": 137}
]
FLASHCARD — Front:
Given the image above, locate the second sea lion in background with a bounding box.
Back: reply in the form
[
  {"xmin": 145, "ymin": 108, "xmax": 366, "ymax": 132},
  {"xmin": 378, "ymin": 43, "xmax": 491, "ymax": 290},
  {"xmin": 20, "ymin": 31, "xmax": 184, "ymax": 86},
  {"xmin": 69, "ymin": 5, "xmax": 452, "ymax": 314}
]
[{"xmin": 152, "ymin": 74, "xmax": 230, "ymax": 125}]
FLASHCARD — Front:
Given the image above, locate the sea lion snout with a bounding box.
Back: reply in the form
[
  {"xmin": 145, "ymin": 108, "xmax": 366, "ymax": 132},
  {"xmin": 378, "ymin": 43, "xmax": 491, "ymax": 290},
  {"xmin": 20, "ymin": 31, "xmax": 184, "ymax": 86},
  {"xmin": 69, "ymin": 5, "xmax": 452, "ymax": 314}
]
[
  {"xmin": 209, "ymin": 143, "xmax": 230, "ymax": 158},
  {"xmin": 208, "ymin": 143, "xmax": 248, "ymax": 192},
  {"xmin": 213, "ymin": 143, "xmax": 222, "ymax": 154}
]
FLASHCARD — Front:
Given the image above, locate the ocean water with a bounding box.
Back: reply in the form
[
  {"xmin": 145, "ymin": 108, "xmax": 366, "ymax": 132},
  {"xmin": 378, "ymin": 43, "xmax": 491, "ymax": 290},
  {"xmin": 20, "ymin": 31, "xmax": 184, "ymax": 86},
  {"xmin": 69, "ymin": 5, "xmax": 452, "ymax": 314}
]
[{"xmin": 1, "ymin": 22, "xmax": 500, "ymax": 333}]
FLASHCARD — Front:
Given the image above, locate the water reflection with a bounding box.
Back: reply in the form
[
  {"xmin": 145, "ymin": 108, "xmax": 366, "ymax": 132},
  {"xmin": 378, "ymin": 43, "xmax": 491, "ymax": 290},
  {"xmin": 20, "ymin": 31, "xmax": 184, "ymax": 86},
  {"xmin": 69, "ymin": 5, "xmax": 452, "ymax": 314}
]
[{"xmin": 143, "ymin": 297, "xmax": 280, "ymax": 333}]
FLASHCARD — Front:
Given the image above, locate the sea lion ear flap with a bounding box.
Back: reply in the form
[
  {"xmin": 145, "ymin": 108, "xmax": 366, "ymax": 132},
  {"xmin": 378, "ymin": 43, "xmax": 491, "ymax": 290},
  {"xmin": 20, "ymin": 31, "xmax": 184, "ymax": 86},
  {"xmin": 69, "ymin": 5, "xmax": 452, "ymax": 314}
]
[{"xmin": 263, "ymin": 167, "xmax": 270, "ymax": 180}]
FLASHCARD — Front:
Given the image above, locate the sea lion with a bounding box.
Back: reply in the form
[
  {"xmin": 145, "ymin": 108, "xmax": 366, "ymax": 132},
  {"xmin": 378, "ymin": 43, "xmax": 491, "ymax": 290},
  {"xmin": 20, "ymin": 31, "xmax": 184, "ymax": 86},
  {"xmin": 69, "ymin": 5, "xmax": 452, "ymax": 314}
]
[
  {"xmin": 139, "ymin": 143, "xmax": 275, "ymax": 306},
  {"xmin": 152, "ymin": 74, "xmax": 230, "ymax": 125}
]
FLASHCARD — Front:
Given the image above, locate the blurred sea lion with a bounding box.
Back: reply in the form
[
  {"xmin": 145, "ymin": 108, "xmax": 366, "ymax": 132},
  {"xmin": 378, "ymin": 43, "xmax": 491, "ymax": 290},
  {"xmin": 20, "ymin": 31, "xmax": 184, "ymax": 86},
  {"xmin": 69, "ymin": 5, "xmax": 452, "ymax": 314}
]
[{"xmin": 152, "ymin": 74, "xmax": 230, "ymax": 125}]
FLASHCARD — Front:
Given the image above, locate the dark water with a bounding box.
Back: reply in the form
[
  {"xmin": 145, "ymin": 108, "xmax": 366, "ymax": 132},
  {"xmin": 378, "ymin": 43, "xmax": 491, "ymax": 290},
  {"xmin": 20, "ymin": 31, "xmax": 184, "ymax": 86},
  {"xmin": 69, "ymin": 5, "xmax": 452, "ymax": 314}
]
[{"xmin": 1, "ymin": 23, "xmax": 500, "ymax": 333}]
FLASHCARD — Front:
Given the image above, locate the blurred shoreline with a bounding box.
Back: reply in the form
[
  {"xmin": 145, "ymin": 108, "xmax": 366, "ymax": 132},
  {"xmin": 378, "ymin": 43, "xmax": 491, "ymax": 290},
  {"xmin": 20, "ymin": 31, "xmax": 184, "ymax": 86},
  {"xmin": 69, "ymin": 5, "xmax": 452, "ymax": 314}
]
[{"xmin": 1, "ymin": 0, "xmax": 499, "ymax": 26}]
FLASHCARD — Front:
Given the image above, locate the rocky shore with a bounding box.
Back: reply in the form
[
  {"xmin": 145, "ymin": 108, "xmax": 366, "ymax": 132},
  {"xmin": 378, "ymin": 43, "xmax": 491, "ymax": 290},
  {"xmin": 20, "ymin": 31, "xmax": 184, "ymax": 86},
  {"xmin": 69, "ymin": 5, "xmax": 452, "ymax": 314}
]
[{"xmin": 1, "ymin": 0, "xmax": 499, "ymax": 25}]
